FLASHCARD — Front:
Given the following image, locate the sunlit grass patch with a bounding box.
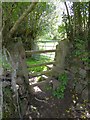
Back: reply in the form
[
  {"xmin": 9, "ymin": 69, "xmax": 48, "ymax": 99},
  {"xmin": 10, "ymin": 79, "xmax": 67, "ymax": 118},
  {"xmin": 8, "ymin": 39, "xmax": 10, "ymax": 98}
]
[{"xmin": 26, "ymin": 55, "xmax": 51, "ymax": 73}]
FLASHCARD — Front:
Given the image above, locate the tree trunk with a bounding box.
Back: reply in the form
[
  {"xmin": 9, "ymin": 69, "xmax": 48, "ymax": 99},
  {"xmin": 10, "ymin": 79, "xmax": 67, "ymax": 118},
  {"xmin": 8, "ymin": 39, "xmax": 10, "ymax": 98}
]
[
  {"xmin": 4, "ymin": 1, "xmax": 38, "ymax": 93},
  {"xmin": 3, "ymin": 2, "xmax": 38, "ymax": 48},
  {"xmin": 88, "ymin": 1, "xmax": 90, "ymax": 102},
  {"xmin": 2, "ymin": 2, "xmax": 38, "ymax": 117},
  {"xmin": 0, "ymin": 4, "xmax": 3, "ymax": 120},
  {"xmin": 64, "ymin": 2, "xmax": 73, "ymax": 41},
  {"xmin": 6, "ymin": 40, "xmax": 31, "ymax": 117}
]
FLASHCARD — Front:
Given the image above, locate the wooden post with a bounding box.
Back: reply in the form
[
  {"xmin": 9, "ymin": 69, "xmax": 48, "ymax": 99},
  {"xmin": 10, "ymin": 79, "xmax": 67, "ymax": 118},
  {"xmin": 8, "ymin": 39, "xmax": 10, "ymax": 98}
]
[{"xmin": 26, "ymin": 49, "xmax": 56, "ymax": 56}]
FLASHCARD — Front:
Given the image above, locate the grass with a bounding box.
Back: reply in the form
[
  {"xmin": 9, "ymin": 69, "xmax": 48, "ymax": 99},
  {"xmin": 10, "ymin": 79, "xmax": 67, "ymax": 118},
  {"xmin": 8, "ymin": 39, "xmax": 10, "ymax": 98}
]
[{"xmin": 26, "ymin": 55, "xmax": 51, "ymax": 73}]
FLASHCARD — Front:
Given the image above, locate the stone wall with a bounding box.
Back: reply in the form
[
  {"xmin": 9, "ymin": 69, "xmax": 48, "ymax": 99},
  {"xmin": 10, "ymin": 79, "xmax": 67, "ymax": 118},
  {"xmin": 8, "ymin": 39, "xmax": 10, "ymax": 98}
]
[
  {"xmin": 51, "ymin": 39, "xmax": 88, "ymax": 101},
  {"xmin": 52, "ymin": 39, "xmax": 69, "ymax": 77}
]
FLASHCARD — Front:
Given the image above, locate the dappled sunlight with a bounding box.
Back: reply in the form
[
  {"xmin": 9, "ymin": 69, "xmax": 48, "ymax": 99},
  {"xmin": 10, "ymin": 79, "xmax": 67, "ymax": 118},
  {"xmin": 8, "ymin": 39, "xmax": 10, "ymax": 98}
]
[
  {"xmin": 29, "ymin": 77, "xmax": 39, "ymax": 85},
  {"xmin": 33, "ymin": 86, "xmax": 42, "ymax": 93},
  {"xmin": 2, "ymin": 1, "xmax": 90, "ymax": 119}
]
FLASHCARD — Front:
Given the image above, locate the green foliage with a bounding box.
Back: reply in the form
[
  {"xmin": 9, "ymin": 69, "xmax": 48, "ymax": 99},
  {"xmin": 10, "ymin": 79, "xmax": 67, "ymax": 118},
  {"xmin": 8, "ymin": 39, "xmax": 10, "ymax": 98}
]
[
  {"xmin": 1, "ymin": 55, "xmax": 11, "ymax": 70},
  {"xmin": 2, "ymin": 2, "xmax": 56, "ymax": 49},
  {"xmin": 58, "ymin": 72, "xmax": 68, "ymax": 85},
  {"xmin": 53, "ymin": 72, "xmax": 68, "ymax": 99},
  {"xmin": 45, "ymin": 85, "xmax": 52, "ymax": 91},
  {"xmin": 58, "ymin": 24, "xmax": 65, "ymax": 33},
  {"xmin": 73, "ymin": 38, "xmax": 88, "ymax": 64}
]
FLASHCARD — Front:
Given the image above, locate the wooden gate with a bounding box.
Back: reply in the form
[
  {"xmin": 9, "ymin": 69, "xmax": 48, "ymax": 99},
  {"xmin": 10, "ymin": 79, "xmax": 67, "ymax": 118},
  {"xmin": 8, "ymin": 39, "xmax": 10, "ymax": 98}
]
[{"xmin": 26, "ymin": 49, "xmax": 57, "ymax": 78}]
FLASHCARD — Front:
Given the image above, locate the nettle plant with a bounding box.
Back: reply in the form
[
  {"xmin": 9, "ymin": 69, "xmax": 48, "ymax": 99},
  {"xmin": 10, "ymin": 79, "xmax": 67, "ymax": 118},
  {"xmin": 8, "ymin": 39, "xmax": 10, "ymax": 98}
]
[{"xmin": 53, "ymin": 72, "xmax": 68, "ymax": 99}]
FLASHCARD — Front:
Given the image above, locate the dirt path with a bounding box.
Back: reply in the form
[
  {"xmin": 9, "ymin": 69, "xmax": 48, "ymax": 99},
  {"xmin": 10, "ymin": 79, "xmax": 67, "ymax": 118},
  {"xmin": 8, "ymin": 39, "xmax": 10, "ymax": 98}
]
[{"xmin": 29, "ymin": 87, "xmax": 72, "ymax": 118}]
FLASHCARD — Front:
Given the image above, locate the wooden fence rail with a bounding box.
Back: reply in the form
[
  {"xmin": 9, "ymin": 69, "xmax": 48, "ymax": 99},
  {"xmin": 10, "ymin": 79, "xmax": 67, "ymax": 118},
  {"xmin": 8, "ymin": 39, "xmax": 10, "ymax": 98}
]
[
  {"xmin": 26, "ymin": 49, "xmax": 56, "ymax": 55},
  {"xmin": 29, "ymin": 70, "xmax": 52, "ymax": 78},
  {"xmin": 28, "ymin": 61, "xmax": 55, "ymax": 68}
]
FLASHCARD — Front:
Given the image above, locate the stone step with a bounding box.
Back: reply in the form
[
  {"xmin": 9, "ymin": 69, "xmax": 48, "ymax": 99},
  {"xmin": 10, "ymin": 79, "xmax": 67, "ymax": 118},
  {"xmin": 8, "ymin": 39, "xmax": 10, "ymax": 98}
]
[
  {"xmin": 46, "ymin": 64, "xmax": 53, "ymax": 69},
  {"xmin": 30, "ymin": 78, "xmax": 60, "ymax": 93}
]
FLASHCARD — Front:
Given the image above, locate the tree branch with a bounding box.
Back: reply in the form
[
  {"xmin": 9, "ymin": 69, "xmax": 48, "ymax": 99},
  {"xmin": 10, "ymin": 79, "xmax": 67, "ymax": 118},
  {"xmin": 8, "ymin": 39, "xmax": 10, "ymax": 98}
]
[
  {"xmin": 64, "ymin": 2, "xmax": 71, "ymax": 26},
  {"xmin": 9, "ymin": 2, "xmax": 38, "ymax": 38},
  {"xmin": 64, "ymin": 2, "xmax": 73, "ymax": 41}
]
